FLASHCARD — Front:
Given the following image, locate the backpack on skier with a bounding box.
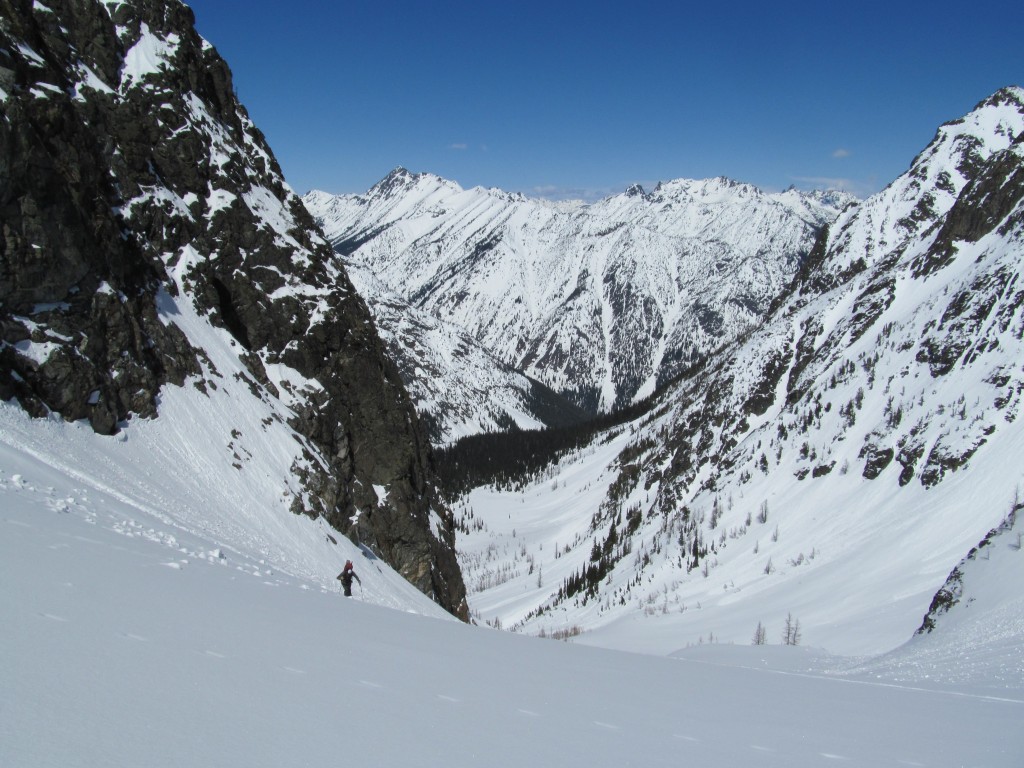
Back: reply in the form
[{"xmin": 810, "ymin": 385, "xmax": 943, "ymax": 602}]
[{"xmin": 336, "ymin": 560, "xmax": 361, "ymax": 596}]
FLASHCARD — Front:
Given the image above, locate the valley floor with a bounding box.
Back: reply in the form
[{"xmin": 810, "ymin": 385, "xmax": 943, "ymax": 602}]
[{"xmin": 455, "ymin": 422, "xmax": 1024, "ymax": 693}]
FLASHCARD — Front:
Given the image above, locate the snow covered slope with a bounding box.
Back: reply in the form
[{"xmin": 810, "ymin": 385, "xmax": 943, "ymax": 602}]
[
  {"xmin": 850, "ymin": 499, "xmax": 1024, "ymax": 688},
  {"xmin": 304, "ymin": 173, "xmax": 852, "ymax": 413},
  {"xmin": 454, "ymin": 88, "xmax": 1024, "ymax": 670},
  {"xmin": 3, "ymin": 435, "xmax": 1021, "ymax": 767},
  {"xmin": 343, "ymin": 263, "xmax": 588, "ymax": 446}
]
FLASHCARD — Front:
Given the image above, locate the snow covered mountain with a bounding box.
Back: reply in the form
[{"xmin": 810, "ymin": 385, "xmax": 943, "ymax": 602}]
[
  {"xmin": 0, "ymin": 0, "xmax": 465, "ymax": 615},
  {"xmin": 304, "ymin": 173, "xmax": 853, "ymax": 414},
  {"xmin": 343, "ymin": 262, "xmax": 588, "ymax": 446},
  {"xmin": 452, "ymin": 87, "xmax": 1024, "ymax": 670},
  {"xmin": 1, "ymin": 2, "xmax": 1021, "ymax": 760}
]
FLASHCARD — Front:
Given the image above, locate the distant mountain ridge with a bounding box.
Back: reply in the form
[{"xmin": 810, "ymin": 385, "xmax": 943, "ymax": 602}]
[{"xmin": 304, "ymin": 173, "xmax": 854, "ymax": 417}]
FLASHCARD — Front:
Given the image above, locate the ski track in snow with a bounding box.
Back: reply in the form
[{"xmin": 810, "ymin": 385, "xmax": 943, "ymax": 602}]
[{"xmin": 5, "ymin": 442, "xmax": 1022, "ymax": 766}]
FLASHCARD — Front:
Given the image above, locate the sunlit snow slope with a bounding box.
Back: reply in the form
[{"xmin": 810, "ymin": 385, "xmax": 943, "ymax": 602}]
[
  {"xmin": 454, "ymin": 88, "xmax": 1024, "ymax": 674},
  {"xmin": 3, "ymin": 432, "xmax": 1021, "ymax": 767}
]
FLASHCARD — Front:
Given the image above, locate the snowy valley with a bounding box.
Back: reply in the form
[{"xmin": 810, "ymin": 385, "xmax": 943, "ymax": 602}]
[
  {"xmin": 447, "ymin": 88, "xmax": 1024, "ymax": 674},
  {"xmin": 3, "ymin": 423, "xmax": 1021, "ymax": 767},
  {"xmin": 1, "ymin": 0, "xmax": 1023, "ymax": 765}
]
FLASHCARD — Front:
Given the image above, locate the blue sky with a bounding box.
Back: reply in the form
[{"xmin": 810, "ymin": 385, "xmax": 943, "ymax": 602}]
[{"xmin": 186, "ymin": 1, "xmax": 1022, "ymax": 200}]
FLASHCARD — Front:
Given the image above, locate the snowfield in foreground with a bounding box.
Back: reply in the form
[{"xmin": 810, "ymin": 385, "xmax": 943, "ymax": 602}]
[{"xmin": 2, "ymin": 409, "xmax": 1021, "ymax": 767}]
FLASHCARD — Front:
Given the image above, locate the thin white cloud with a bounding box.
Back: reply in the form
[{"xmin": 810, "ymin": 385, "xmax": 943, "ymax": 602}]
[
  {"xmin": 832, "ymin": 148, "xmax": 851, "ymax": 159},
  {"xmin": 791, "ymin": 175, "xmax": 856, "ymax": 189},
  {"xmin": 528, "ymin": 184, "xmax": 617, "ymax": 203},
  {"xmin": 449, "ymin": 143, "xmax": 468, "ymax": 150}
]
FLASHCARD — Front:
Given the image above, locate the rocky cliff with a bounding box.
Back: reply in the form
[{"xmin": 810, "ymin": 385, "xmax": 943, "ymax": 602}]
[{"xmin": 0, "ymin": 0, "xmax": 466, "ymax": 617}]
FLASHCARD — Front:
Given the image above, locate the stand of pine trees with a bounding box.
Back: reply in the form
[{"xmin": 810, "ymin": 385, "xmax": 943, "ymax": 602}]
[{"xmin": 434, "ymin": 358, "xmax": 707, "ymax": 499}]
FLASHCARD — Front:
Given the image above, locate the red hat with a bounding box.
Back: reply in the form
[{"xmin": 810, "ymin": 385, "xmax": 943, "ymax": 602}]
[{"xmin": 344, "ymin": 560, "xmax": 353, "ymax": 570}]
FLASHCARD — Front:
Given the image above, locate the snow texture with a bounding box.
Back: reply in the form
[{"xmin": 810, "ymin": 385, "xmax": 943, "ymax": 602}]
[{"xmin": 2, "ymin": 420, "xmax": 1020, "ymax": 766}]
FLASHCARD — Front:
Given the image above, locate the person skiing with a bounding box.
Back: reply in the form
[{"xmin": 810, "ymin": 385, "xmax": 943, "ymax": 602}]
[{"xmin": 336, "ymin": 560, "xmax": 361, "ymax": 597}]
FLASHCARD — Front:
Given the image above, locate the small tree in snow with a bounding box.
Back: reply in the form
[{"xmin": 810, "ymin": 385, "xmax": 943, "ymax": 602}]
[
  {"xmin": 752, "ymin": 621, "xmax": 767, "ymax": 645},
  {"xmin": 782, "ymin": 612, "xmax": 801, "ymax": 646},
  {"xmin": 709, "ymin": 497, "xmax": 723, "ymax": 529}
]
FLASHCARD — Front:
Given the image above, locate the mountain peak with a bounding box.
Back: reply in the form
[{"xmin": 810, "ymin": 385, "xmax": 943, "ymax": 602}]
[
  {"xmin": 826, "ymin": 85, "xmax": 1024, "ymax": 276},
  {"xmin": 365, "ymin": 166, "xmax": 463, "ymax": 200},
  {"xmin": 975, "ymin": 85, "xmax": 1024, "ymax": 111},
  {"xmin": 371, "ymin": 165, "xmax": 418, "ymax": 195},
  {"xmin": 931, "ymin": 86, "xmax": 1024, "ymax": 155}
]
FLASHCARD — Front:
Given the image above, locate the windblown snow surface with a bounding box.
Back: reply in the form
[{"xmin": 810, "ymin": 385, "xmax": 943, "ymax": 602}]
[{"xmin": 1, "ymin": 399, "xmax": 1021, "ymax": 766}]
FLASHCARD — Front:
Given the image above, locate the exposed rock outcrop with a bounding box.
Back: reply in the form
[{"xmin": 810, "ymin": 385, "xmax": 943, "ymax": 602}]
[{"xmin": 0, "ymin": 0, "xmax": 466, "ymax": 617}]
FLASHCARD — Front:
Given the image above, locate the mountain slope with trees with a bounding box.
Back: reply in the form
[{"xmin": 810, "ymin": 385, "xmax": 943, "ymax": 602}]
[
  {"xmin": 451, "ymin": 88, "xmax": 1024, "ymax": 665},
  {"xmin": 342, "ymin": 262, "xmax": 589, "ymax": 446}
]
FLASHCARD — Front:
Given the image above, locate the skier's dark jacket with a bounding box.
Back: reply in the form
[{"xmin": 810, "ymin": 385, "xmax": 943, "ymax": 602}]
[{"xmin": 336, "ymin": 561, "xmax": 361, "ymax": 594}]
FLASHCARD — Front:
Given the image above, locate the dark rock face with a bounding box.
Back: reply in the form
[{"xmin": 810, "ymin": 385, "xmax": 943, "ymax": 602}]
[
  {"xmin": 860, "ymin": 445, "xmax": 894, "ymax": 480},
  {"xmin": 917, "ymin": 502, "xmax": 1020, "ymax": 634},
  {"xmin": 0, "ymin": 0, "xmax": 199, "ymax": 431},
  {"xmin": 0, "ymin": 0, "xmax": 466, "ymax": 617}
]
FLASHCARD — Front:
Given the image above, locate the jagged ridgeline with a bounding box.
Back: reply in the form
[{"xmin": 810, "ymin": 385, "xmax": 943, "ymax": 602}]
[
  {"xmin": 305, "ymin": 169, "xmax": 854, "ymax": 419},
  {"xmin": 0, "ymin": 0, "xmax": 466, "ymax": 617}
]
